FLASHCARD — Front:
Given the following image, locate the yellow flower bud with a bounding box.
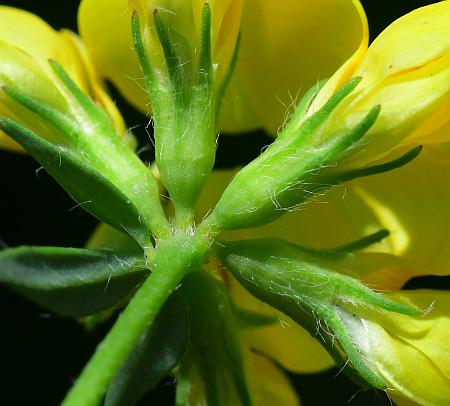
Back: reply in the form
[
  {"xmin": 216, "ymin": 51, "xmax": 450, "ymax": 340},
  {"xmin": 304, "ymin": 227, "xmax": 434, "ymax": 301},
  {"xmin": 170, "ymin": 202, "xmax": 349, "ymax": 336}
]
[{"xmin": 0, "ymin": 6, "xmax": 125, "ymax": 151}]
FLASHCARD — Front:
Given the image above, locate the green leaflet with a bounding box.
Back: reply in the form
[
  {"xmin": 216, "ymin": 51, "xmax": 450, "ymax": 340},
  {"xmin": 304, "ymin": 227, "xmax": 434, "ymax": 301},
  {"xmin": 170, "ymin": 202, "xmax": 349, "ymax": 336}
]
[
  {"xmin": 177, "ymin": 270, "xmax": 252, "ymax": 406},
  {"xmin": 104, "ymin": 292, "xmax": 189, "ymax": 406},
  {"xmin": 0, "ymin": 117, "xmax": 152, "ymax": 247},
  {"xmin": 324, "ymin": 145, "xmax": 422, "ymax": 185},
  {"xmin": 0, "ymin": 246, "xmax": 147, "ymax": 316}
]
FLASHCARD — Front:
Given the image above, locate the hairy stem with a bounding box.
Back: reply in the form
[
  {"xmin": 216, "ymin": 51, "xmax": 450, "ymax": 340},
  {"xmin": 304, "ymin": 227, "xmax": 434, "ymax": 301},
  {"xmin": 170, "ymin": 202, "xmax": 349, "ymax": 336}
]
[{"xmin": 62, "ymin": 232, "xmax": 210, "ymax": 406}]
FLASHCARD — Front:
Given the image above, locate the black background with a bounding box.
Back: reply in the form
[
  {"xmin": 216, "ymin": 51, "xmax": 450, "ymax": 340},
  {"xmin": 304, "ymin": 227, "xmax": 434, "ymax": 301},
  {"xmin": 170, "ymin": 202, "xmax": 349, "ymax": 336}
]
[{"xmin": 0, "ymin": 1, "xmax": 442, "ymax": 405}]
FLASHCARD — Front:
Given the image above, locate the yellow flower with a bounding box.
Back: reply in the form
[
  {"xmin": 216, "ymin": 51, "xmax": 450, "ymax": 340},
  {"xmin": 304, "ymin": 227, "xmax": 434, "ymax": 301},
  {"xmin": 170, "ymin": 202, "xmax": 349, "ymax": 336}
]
[
  {"xmin": 0, "ymin": 6, "xmax": 125, "ymax": 152},
  {"xmin": 12, "ymin": 1, "xmax": 449, "ymax": 405},
  {"xmin": 306, "ymin": 1, "xmax": 450, "ymax": 166},
  {"xmin": 78, "ymin": 0, "xmax": 366, "ymax": 133},
  {"xmin": 222, "ymin": 0, "xmax": 368, "ymax": 134},
  {"xmin": 78, "ymin": 0, "xmax": 243, "ymax": 115}
]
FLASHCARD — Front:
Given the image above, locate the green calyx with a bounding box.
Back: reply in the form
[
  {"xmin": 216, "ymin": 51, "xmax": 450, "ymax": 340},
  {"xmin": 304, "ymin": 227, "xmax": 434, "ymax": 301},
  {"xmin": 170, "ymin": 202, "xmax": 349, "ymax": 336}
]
[
  {"xmin": 204, "ymin": 77, "xmax": 421, "ymax": 233},
  {"xmin": 203, "ymin": 78, "xmax": 376, "ymax": 231},
  {"xmin": 277, "ymin": 78, "xmax": 328, "ymax": 139},
  {"xmin": 132, "ymin": 4, "xmax": 238, "ymax": 228},
  {"xmin": 0, "ymin": 61, "xmax": 170, "ymax": 245},
  {"xmin": 217, "ymin": 236, "xmax": 422, "ymax": 389}
]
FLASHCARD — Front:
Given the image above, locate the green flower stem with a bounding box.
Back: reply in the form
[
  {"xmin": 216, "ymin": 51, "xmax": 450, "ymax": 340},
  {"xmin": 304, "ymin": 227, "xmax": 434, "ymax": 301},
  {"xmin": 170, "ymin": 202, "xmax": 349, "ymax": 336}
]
[
  {"xmin": 61, "ymin": 232, "xmax": 210, "ymax": 406},
  {"xmin": 174, "ymin": 205, "xmax": 195, "ymax": 232}
]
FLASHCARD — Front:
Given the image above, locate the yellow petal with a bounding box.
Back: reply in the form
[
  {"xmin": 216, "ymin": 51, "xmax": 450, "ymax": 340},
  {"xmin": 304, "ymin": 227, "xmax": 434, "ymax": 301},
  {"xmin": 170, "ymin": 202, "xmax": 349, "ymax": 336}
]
[
  {"xmin": 244, "ymin": 321, "xmax": 335, "ymax": 374},
  {"xmin": 78, "ymin": 0, "xmax": 148, "ymax": 114},
  {"xmin": 0, "ymin": 131, "xmax": 23, "ymax": 152},
  {"xmin": 0, "ymin": 41, "xmax": 69, "ymax": 145},
  {"xmin": 0, "ymin": 7, "xmax": 68, "ymax": 71},
  {"xmin": 348, "ymin": 146, "xmax": 450, "ymax": 277},
  {"xmin": 305, "ymin": 1, "xmax": 368, "ymax": 115},
  {"xmin": 79, "ymin": 0, "xmax": 366, "ymax": 134},
  {"xmin": 79, "ymin": 0, "xmax": 242, "ymax": 116},
  {"xmin": 410, "ymin": 101, "xmax": 450, "ymax": 150},
  {"xmin": 337, "ymin": 252, "xmax": 414, "ymax": 291},
  {"xmin": 354, "ymin": 3, "xmax": 450, "ymax": 94},
  {"xmin": 356, "ymin": 290, "xmax": 450, "ymax": 405},
  {"xmin": 220, "ymin": 0, "xmax": 368, "ymax": 133},
  {"xmin": 207, "ymin": 0, "xmax": 243, "ymax": 80},
  {"xmin": 0, "ymin": 7, "xmax": 87, "ymax": 92},
  {"xmin": 389, "ymin": 395, "xmax": 420, "ymax": 406},
  {"xmin": 313, "ymin": 2, "xmax": 450, "ymax": 165},
  {"xmin": 0, "ymin": 6, "xmax": 125, "ymax": 148},
  {"xmin": 249, "ymin": 353, "xmax": 300, "ymax": 406}
]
